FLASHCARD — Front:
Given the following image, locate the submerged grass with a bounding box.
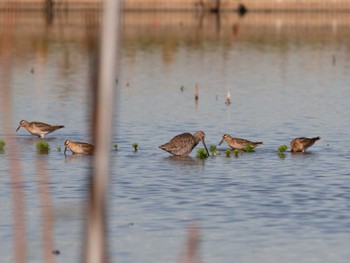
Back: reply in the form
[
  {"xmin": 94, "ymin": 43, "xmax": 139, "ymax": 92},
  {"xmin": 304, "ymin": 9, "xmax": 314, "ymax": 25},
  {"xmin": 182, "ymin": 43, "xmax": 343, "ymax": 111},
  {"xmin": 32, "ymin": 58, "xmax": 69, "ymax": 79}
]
[
  {"xmin": 0, "ymin": 140, "xmax": 5, "ymax": 153},
  {"xmin": 278, "ymin": 145, "xmax": 288, "ymax": 153},
  {"xmin": 233, "ymin": 149, "xmax": 240, "ymax": 157},
  {"xmin": 209, "ymin": 145, "xmax": 220, "ymax": 156},
  {"xmin": 277, "ymin": 145, "xmax": 288, "ymax": 159},
  {"xmin": 196, "ymin": 148, "xmax": 209, "ymax": 159},
  {"xmin": 114, "ymin": 144, "xmax": 118, "ymax": 151},
  {"xmin": 243, "ymin": 144, "xmax": 255, "ymax": 152},
  {"xmin": 225, "ymin": 149, "xmax": 231, "ymax": 158},
  {"xmin": 37, "ymin": 141, "xmax": 50, "ymax": 154},
  {"xmin": 132, "ymin": 143, "xmax": 138, "ymax": 151}
]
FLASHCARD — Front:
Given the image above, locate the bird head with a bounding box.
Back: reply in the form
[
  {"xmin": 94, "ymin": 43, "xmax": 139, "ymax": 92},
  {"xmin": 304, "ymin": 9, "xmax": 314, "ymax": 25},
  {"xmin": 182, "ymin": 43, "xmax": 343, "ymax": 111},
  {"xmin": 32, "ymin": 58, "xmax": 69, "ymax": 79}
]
[{"xmin": 16, "ymin": 120, "xmax": 28, "ymax": 132}]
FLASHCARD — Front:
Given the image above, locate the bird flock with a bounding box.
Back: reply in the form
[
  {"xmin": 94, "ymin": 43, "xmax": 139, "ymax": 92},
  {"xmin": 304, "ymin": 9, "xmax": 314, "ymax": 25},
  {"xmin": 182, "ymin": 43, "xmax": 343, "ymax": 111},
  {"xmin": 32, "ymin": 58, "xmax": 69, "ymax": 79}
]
[
  {"xmin": 16, "ymin": 120, "xmax": 320, "ymax": 156},
  {"xmin": 16, "ymin": 120, "xmax": 94, "ymax": 155}
]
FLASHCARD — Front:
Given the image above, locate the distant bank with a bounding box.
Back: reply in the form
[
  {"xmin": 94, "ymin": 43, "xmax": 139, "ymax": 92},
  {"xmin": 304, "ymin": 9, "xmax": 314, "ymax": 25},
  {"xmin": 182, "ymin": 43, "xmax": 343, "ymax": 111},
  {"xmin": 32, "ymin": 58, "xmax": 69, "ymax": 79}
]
[{"xmin": 1, "ymin": 0, "xmax": 350, "ymax": 12}]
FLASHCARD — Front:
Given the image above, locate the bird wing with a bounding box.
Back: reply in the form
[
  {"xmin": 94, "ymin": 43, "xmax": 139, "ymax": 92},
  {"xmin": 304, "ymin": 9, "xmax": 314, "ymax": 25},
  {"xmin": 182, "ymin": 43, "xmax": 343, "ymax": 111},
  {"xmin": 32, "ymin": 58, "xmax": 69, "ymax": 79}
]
[
  {"xmin": 32, "ymin": 121, "xmax": 51, "ymax": 128},
  {"xmin": 300, "ymin": 137, "xmax": 318, "ymax": 148},
  {"xmin": 234, "ymin": 138, "xmax": 255, "ymax": 146}
]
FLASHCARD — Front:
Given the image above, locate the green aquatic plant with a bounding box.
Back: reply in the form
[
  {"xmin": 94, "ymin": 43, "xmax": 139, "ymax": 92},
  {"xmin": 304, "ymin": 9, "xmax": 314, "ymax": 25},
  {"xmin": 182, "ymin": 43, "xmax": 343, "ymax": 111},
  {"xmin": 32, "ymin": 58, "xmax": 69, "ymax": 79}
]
[
  {"xmin": 278, "ymin": 145, "xmax": 288, "ymax": 153},
  {"xmin": 209, "ymin": 145, "xmax": 220, "ymax": 156},
  {"xmin": 132, "ymin": 143, "xmax": 138, "ymax": 152},
  {"xmin": 243, "ymin": 144, "xmax": 255, "ymax": 152},
  {"xmin": 233, "ymin": 149, "xmax": 240, "ymax": 158},
  {"xmin": 114, "ymin": 144, "xmax": 118, "ymax": 151},
  {"xmin": 277, "ymin": 145, "xmax": 288, "ymax": 159},
  {"xmin": 277, "ymin": 152, "xmax": 286, "ymax": 159},
  {"xmin": 225, "ymin": 149, "xmax": 231, "ymax": 158},
  {"xmin": 36, "ymin": 141, "xmax": 50, "ymax": 154},
  {"xmin": 196, "ymin": 148, "xmax": 209, "ymax": 159},
  {"xmin": 57, "ymin": 146, "xmax": 61, "ymax": 152},
  {"xmin": 0, "ymin": 140, "xmax": 5, "ymax": 153}
]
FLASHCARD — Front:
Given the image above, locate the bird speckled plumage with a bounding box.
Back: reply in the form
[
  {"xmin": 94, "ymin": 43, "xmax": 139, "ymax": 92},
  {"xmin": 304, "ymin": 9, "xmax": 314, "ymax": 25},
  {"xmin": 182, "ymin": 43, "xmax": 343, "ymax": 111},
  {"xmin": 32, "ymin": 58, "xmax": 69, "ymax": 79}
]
[
  {"xmin": 159, "ymin": 131, "xmax": 209, "ymax": 156},
  {"xmin": 290, "ymin": 137, "xmax": 320, "ymax": 152},
  {"xmin": 64, "ymin": 140, "xmax": 94, "ymax": 155},
  {"xmin": 219, "ymin": 134, "xmax": 263, "ymax": 150},
  {"xmin": 16, "ymin": 120, "xmax": 64, "ymax": 138}
]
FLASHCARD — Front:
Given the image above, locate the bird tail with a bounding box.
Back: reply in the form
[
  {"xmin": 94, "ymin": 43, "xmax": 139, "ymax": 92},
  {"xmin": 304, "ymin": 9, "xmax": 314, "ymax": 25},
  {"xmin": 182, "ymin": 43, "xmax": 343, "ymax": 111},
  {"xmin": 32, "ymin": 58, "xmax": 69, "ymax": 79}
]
[
  {"xmin": 304, "ymin": 137, "xmax": 320, "ymax": 149},
  {"xmin": 253, "ymin": 141, "xmax": 263, "ymax": 146}
]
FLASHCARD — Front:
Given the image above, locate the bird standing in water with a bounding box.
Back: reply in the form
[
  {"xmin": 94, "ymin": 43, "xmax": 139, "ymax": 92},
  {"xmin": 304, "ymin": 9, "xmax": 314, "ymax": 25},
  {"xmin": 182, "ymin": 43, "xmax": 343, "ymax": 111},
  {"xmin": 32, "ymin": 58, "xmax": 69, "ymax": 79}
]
[
  {"xmin": 219, "ymin": 134, "xmax": 263, "ymax": 150},
  {"xmin": 16, "ymin": 120, "xmax": 64, "ymax": 138},
  {"xmin": 159, "ymin": 131, "xmax": 210, "ymax": 156},
  {"xmin": 64, "ymin": 140, "xmax": 94, "ymax": 155},
  {"xmin": 290, "ymin": 137, "xmax": 320, "ymax": 152}
]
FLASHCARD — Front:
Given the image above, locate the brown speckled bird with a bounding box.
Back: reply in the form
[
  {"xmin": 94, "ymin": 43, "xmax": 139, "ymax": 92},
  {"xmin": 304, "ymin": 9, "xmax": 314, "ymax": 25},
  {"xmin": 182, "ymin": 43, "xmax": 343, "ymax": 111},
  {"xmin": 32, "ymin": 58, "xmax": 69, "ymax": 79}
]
[
  {"xmin": 16, "ymin": 120, "xmax": 64, "ymax": 138},
  {"xmin": 290, "ymin": 137, "xmax": 320, "ymax": 152},
  {"xmin": 64, "ymin": 140, "xmax": 94, "ymax": 155},
  {"xmin": 219, "ymin": 134, "xmax": 263, "ymax": 150},
  {"xmin": 159, "ymin": 131, "xmax": 209, "ymax": 156}
]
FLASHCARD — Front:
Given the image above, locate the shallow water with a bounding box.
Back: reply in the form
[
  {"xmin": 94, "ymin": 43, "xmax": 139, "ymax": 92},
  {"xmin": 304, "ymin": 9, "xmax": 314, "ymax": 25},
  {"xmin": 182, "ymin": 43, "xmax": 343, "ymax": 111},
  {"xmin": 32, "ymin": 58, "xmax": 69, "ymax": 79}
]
[{"xmin": 1, "ymin": 12, "xmax": 350, "ymax": 263}]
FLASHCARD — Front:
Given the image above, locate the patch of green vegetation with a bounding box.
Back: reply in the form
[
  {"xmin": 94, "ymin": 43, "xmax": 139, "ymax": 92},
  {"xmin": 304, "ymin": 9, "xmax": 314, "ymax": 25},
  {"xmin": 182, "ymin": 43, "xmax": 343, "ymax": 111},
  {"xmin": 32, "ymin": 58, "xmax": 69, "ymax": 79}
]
[
  {"xmin": 209, "ymin": 145, "xmax": 220, "ymax": 156},
  {"xmin": 225, "ymin": 149, "xmax": 231, "ymax": 158},
  {"xmin": 57, "ymin": 146, "xmax": 61, "ymax": 152},
  {"xmin": 36, "ymin": 141, "xmax": 50, "ymax": 154},
  {"xmin": 132, "ymin": 143, "xmax": 138, "ymax": 152},
  {"xmin": 277, "ymin": 145, "xmax": 288, "ymax": 159},
  {"xmin": 243, "ymin": 144, "xmax": 255, "ymax": 152},
  {"xmin": 196, "ymin": 148, "xmax": 209, "ymax": 159},
  {"xmin": 0, "ymin": 140, "xmax": 5, "ymax": 153},
  {"xmin": 277, "ymin": 152, "xmax": 286, "ymax": 159},
  {"xmin": 114, "ymin": 144, "xmax": 118, "ymax": 151},
  {"xmin": 278, "ymin": 145, "xmax": 288, "ymax": 153},
  {"xmin": 233, "ymin": 149, "xmax": 240, "ymax": 158}
]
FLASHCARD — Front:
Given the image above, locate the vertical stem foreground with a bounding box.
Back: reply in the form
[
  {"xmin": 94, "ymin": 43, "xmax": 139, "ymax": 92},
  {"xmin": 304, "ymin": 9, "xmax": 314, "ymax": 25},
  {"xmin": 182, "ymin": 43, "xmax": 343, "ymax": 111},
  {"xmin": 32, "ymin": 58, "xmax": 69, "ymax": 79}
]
[
  {"xmin": 36, "ymin": 157, "xmax": 56, "ymax": 263},
  {"xmin": 84, "ymin": 0, "xmax": 119, "ymax": 263},
  {"xmin": 0, "ymin": 11, "xmax": 27, "ymax": 263}
]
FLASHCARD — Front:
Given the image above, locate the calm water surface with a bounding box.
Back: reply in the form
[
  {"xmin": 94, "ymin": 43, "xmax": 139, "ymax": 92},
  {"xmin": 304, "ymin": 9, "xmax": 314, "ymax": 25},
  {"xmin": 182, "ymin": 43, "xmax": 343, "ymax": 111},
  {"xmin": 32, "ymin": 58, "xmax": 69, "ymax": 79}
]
[{"xmin": 1, "ymin": 12, "xmax": 350, "ymax": 263}]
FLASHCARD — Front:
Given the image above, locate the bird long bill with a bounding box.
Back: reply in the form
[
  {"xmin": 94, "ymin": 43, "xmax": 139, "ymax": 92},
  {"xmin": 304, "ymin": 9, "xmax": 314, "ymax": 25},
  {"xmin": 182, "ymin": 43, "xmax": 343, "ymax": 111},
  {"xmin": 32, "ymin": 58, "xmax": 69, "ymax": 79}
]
[
  {"xmin": 64, "ymin": 147, "xmax": 67, "ymax": 155},
  {"xmin": 16, "ymin": 125, "xmax": 21, "ymax": 132},
  {"xmin": 202, "ymin": 141, "xmax": 210, "ymax": 156},
  {"xmin": 218, "ymin": 139, "xmax": 224, "ymax": 146}
]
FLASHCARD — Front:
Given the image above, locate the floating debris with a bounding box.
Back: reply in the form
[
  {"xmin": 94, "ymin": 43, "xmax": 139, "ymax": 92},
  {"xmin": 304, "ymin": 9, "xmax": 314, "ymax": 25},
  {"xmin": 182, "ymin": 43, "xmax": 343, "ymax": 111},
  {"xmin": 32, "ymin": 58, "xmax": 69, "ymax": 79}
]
[{"xmin": 225, "ymin": 91, "xmax": 231, "ymax": 105}]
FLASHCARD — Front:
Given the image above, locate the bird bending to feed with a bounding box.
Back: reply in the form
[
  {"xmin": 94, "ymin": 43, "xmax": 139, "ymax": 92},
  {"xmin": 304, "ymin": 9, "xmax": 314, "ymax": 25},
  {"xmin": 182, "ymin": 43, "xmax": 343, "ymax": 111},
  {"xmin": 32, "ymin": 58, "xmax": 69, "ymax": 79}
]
[
  {"xmin": 16, "ymin": 120, "xmax": 64, "ymax": 138},
  {"xmin": 290, "ymin": 137, "xmax": 320, "ymax": 152},
  {"xmin": 64, "ymin": 140, "xmax": 94, "ymax": 155},
  {"xmin": 219, "ymin": 134, "xmax": 263, "ymax": 150},
  {"xmin": 159, "ymin": 131, "xmax": 210, "ymax": 156}
]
